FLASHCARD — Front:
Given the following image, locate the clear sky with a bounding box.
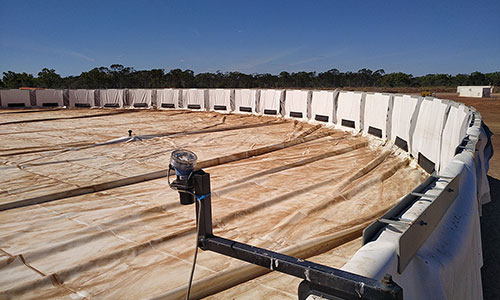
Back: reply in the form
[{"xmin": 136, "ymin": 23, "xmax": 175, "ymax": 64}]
[{"xmin": 0, "ymin": 0, "xmax": 499, "ymax": 77}]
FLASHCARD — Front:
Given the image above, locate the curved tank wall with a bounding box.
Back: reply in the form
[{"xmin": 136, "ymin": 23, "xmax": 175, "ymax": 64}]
[{"xmin": 0, "ymin": 87, "xmax": 493, "ymax": 299}]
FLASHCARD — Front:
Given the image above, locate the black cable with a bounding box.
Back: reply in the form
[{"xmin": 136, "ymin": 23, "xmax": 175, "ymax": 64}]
[
  {"xmin": 186, "ymin": 197, "xmax": 202, "ymax": 300},
  {"xmin": 166, "ymin": 165, "xmax": 200, "ymax": 299}
]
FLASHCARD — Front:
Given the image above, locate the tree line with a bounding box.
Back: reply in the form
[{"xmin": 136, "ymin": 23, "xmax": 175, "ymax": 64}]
[{"xmin": 1, "ymin": 65, "xmax": 499, "ymax": 89}]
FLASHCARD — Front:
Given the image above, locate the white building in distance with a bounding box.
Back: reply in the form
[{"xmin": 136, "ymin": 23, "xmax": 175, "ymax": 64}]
[{"xmin": 457, "ymin": 86, "xmax": 493, "ymax": 98}]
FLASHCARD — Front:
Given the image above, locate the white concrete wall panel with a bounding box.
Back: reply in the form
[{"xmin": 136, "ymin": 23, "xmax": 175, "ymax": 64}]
[
  {"xmin": 99, "ymin": 89, "xmax": 125, "ymax": 107},
  {"xmin": 284, "ymin": 90, "xmax": 309, "ymax": 119},
  {"xmin": 208, "ymin": 89, "xmax": 231, "ymax": 112},
  {"xmin": 234, "ymin": 89, "xmax": 257, "ymax": 113},
  {"xmin": 0, "ymin": 89, "xmax": 31, "ymax": 107},
  {"xmin": 258, "ymin": 89, "xmax": 283, "ymax": 115},
  {"xmin": 156, "ymin": 89, "xmax": 180, "ymax": 108},
  {"xmin": 35, "ymin": 89, "xmax": 64, "ymax": 107},
  {"xmin": 69, "ymin": 89, "xmax": 95, "ymax": 107},
  {"xmin": 128, "ymin": 89, "xmax": 152, "ymax": 107},
  {"xmin": 182, "ymin": 89, "xmax": 205, "ymax": 110},
  {"xmin": 412, "ymin": 98, "xmax": 449, "ymax": 171},
  {"xmin": 311, "ymin": 90, "xmax": 336, "ymax": 124},
  {"xmin": 440, "ymin": 105, "xmax": 471, "ymax": 172},
  {"xmin": 391, "ymin": 95, "xmax": 419, "ymax": 151},
  {"xmin": 363, "ymin": 93, "xmax": 391, "ymax": 138},
  {"xmin": 336, "ymin": 91, "xmax": 363, "ymax": 131},
  {"xmin": 411, "ymin": 98, "xmax": 450, "ymax": 172}
]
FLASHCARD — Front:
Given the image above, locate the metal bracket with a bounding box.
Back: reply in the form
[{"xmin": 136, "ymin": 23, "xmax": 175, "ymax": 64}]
[
  {"xmin": 362, "ymin": 172, "xmax": 461, "ymax": 273},
  {"xmin": 363, "ymin": 175, "xmax": 437, "ymax": 245},
  {"xmin": 397, "ymin": 173, "xmax": 460, "ymax": 273}
]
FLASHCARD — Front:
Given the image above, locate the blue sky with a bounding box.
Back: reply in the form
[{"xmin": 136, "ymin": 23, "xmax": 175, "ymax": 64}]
[{"xmin": 0, "ymin": 0, "xmax": 499, "ymax": 77}]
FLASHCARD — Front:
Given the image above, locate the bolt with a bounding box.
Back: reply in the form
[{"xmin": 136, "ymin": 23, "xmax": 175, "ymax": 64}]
[
  {"xmin": 381, "ymin": 274, "xmax": 394, "ymax": 286},
  {"xmin": 128, "ymin": 129, "xmax": 132, "ymax": 137}
]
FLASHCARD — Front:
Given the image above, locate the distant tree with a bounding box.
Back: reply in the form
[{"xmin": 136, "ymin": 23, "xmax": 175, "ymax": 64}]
[
  {"xmin": 194, "ymin": 72, "xmax": 217, "ymax": 88},
  {"xmin": 1, "ymin": 71, "xmax": 35, "ymax": 88},
  {"xmin": 78, "ymin": 67, "xmax": 111, "ymax": 89},
  {"xmin": 453, "ymin": 74, "xmax": 470, "ymax": 86},
  {"xmin": 35, "ymin": 68, "xmax": 63, "ymax": 88},
  {"xmin": 291, "ymin": 71, "xmax": 316, "ymax": 87},
  {"xmin": 377, "ymin": 72, "xmax": 414, "ymax": 87},
  {"xmin": 254, "ymin": 73, "xmax": 278, "ymax": 88},
  {"xmin": 108, "ymin": 64, "xmax": 134, "ymax": 88},
  {"xmin": 469, "ymin": 71, "xmax": 486, "ymax": 85},
  {"xmin": 150, "ymin": 69, "xmax": 165, "ymax": 88},
  {"xmin": 356, "ymin": 68, "xmax": 373, "ymax": 86},
  {"xmin": 485, "ymin": 72, "xmax": 500, "ymax": 86},
  {"xmin": 2, "ymin": 66, "xmax": 499, "ymax": 89},
  {"xmin": 129, "ymin": 70, "xmax": 153, "ymax": 88},
  {"xmin": 417, "ymin": 73, "xmax": 453, "ymax": 86},
  {"xmin": 317, "ymin": 68, "xmax": 341, "ymax": 87},
  {"xmin": 165, "ymin": 69, "xmax": 195, "ymax": 88},
  {"xmin": 61, "ymin": 75, "xmax": 80, "ymax": 89},
  {"xmin": 225, "ymin": 72, "xmax": 254, "ymax": 88},
  {"xmin": 278, "ymin": 71, "xmax": 292, "ymax": 87}
]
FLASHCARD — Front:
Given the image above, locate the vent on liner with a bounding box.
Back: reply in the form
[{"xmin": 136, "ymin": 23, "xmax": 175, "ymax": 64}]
[
  {"xmin": 418, "ymin": 152, "xmax": 435, "ymax": 174},
  {"xmin": 239, "ymin": 106, "xmax": 252, "ymax": 112},
  {"xmin": 162, "ymin": 103, "xmax": 175, "ymax": 108},
  {"xmin": 187, "ymin": 104, "xmax": 201, "ymax": 109},
  {"xmin": 134, "ymin": 103, "xmax": 148, "ymax": 108},
  {"xmin": 367, "ymin": 126, "xmax": 383, "ymax": 138},
  {"xmin": 341, "ymin": 119, "xmax": 355, "ymax": 128},
  {"xmin": 7, "ymin": 103, "xmax": 25, "ymax": 108},
  {"xmin": 290, "ymin": 111, "xmax": 303, "ymax": 118},
  {"xmin": 75, "ymin": 103, "xmax": 91, "ymax": 108},
  {"xmin": 42, "ymin": 103, "xmax": 59, "ymax": 107},
  {"xmin": 264, "ymin": 109, "xmax": 277, "ymax": 115},
  {"xmin": 214, "ymin": 105, "xmax": 227, "ymax": 111},
  {"xmin": 314, "ymin": 114, "xmax": 329, "ymax": 122},
  {"xmin": 104, "ymin": 103, "xmax": 120, "ymax": 108},
  {"xmin": 394, "ymin": 136, "xmax": 408, "ymax": 152}
]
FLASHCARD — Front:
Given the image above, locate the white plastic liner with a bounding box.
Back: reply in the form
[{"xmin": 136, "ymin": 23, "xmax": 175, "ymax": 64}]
[
  {"xmin": 156, "ymin": 89, "xmax": 180, "ymax": 109},
  {"xmin": 336, "ymin": 91, "xmax": 363, "ymax": 131},
  {"xmin": 234, "ymin": 89, "xmax": 257, "ymax": 113},
  {"xmin": 439, "ymin": 104, "xmax": 471, "ymax": 172},
  {"xmin": 69, "ymin": 89, "xmax": 95, "ymax": 107},
  {"xmin": 411, "ymin": 98, "xmax": 450, "ymax": 173},
  {"xmin": 342, "ymin": 120, "xmax": 491, "ymax": 300},
  {"xmin": 128, "ymin": 89, "xmax": 152, "ymax": 107},
  {"xmin": 0, "ymin": 89, "xmax": 31, "ymax": 107},
  {"xmin": 99, "ymin": 89, "xmax": 125, "ymax": 107},
  {"xmin": 182, "ymin": 89, "xmax": 205, "ymax": 110},
  {"xmin": 0, "ymin": 109, "xmax": 429, "ymax": 299},
  {"xmin": 391, "ymin": 95, "xmax": 420, "ymax": 152},
  {"xmin": 35, "ymin": 89, "xmax": 64, "ymax": 107},
  {"xmin": 284, "ymin": 90, "xmax": 309, "ymax": 119},
  {"xmin": 363, "ymin": 93, "xmax": 391, "ymax": 138},
  {"xmin": 208, "ymin": 89, "xmax": 232, "ymax": 112},
  {"xmin": 310, "ymin": 90, "xmax": 336, "ymax": 124},
  {"xmin": 258, "ymin": 89, "xmax": 283, "ymax": 115},
  {"xmin": 474, "ymin": 125, "xmax": 493, "ymax": 207}
]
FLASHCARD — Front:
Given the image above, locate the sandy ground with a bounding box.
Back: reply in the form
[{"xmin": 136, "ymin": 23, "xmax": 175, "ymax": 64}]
[{"xmin": 435, "ymin": 93, "xmax": 500, "ymax": 300}]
